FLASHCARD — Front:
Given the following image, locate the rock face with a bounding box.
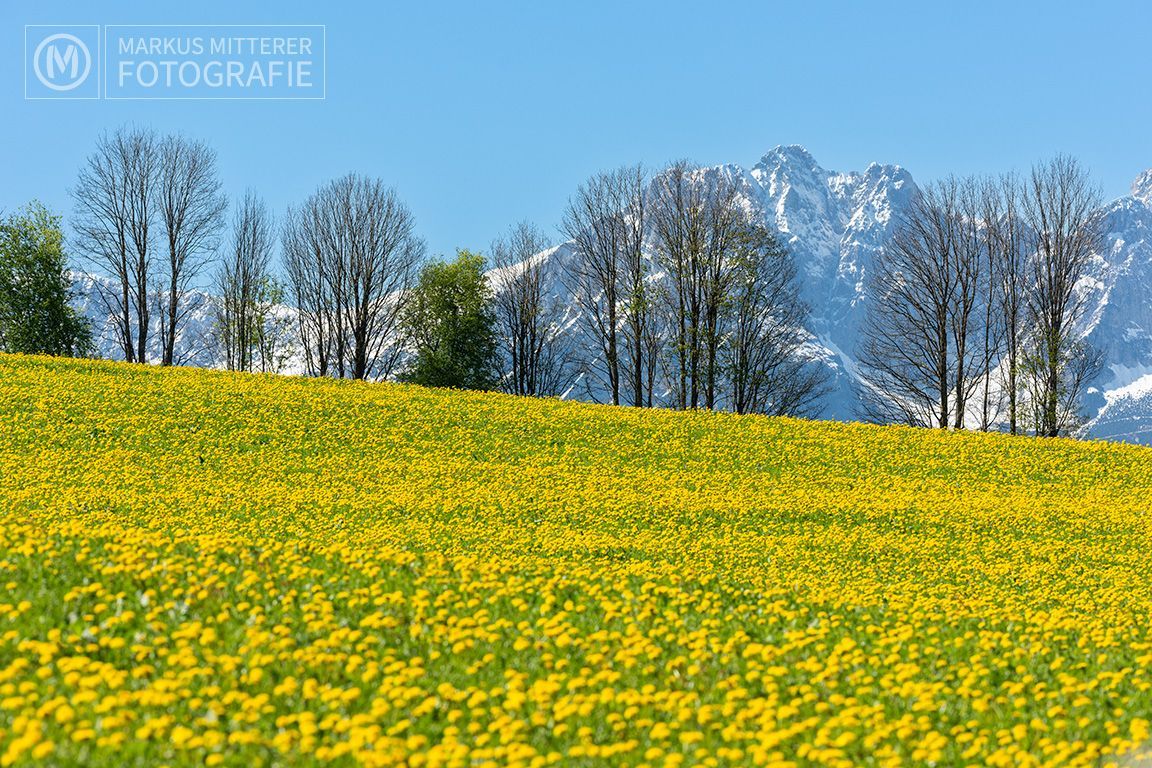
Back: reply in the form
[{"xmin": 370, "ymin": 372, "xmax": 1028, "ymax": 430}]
[
  {"xmin": 68, "ymin": 146, "xmax": 1152, "ymax": 443},
  {"xmin": 744, "ymin": 146, "xmax": 917, "ymax": 418},
  {"xmin": 1078, "ymin": 180, "xmax": 1152, "ymax": 442}
]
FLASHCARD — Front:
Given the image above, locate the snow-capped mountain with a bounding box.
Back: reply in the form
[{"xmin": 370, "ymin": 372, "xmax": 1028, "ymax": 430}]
[
  {"xmin": 68, "ymin": 146, "xmax": 1152, "ymax": 445},
  {"xmin": 1077, "ymin": 171, "xmax": 1152, "ymax": 442},
  {"xmin": 744, "ymin": 146, "xmax": 916, "ymax": 418}
]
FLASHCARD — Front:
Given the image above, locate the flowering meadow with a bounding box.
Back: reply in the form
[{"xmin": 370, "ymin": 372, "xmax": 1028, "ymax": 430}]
[{"xmin": 1, "ymin": 354, "xmax": 1152, "ymax": 766}]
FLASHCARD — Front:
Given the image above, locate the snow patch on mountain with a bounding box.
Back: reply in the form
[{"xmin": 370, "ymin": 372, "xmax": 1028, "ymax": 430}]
[{"xmin": 70, "ymin": 271, "xmax": 305, "ymax": 373}]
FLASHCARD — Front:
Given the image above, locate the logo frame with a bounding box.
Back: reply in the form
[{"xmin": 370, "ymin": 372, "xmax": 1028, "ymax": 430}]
[{"xmin": 25, "ymin": 25, "xmax": 101, "ymax": 99}]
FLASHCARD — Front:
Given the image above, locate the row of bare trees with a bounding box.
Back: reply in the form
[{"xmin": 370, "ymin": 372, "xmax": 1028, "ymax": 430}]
[
  {"xmin": 66, "ymin": 127, "xmax": 824, "ymax": 416},
  {"xmin": 70, "ymin": 128, "xmax": 1102, "ymax": 433},
  {"xmin": 272, "ymin": 161, "xmax": 822, "ymax": 414},
  {"xmin": 73, "ymin": 128, "xmax": 426, "ymax": 379},
  {"xmin": 73, "ymin": 127, "xmax": 289, "ymax": 373},
  {"xmin": 556, "ymin": 161, "xmax": 826, "ymax": 416},
  {"xmin": 860, "ymin": 155, "xmax": 1102, "ymax": 436},
  {"xmin": 74, "ymin": 127, "xmax": 227, "ymax": 365}
]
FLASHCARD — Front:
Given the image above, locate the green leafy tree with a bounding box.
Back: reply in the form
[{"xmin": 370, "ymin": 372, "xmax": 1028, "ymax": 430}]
[
  {"xmin": 0, "ymin": 203, "xmax": 91, "ymax": 356},
  {"xmin": 401, "ymin": 250, "xmax": 498, "ymax": 390},
  {"xmin": 253, "ymin": 276, "xmax": 295, "ymax": 374}
]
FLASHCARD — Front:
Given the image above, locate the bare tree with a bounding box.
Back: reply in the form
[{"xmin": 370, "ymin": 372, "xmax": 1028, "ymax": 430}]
[
  {"xmin": 561, "ymin": 164, "xmax": 667, "ymax": 407},
  {"xmin": 995, "ymin": 175, "xmax": 1028, "ymax": 434},
  {"xmin": 651, "ymin": 161, "xmax": 701, "ymax": 410},
  {"xmin": 283, "ymin": 201, "xmax": 333, "ymax": 377},
  {"xmin": 862, "ymin": 165, "xmax": 1103, "ymax": 435},
  {"xmin": 859, "ymin": 180, "xmax": 966, "ymax": 428},
  {"xmin": 700, "ymin": 170, "xmax": 746, "ymax": 409},
  {"xmin": 650, "ymin": 162, "xmax": 744, "ymax": 410},
  {"xmin": 214, "ymin": 191, "xmax": 274, "ymax": 372},
  {"xmin": 561, "ymin": 172, "xmax": 625, "ymax": 404},
  {"xmin": 283, "ymin": 174, "xmax": 424, "ymax": 380},
  {"xmin": 73, "ymin": 127, "xmax": 159, "ymax": 363},
  {"xmin": 157, "ymin": 134, "xmax": 226, "ymax": 365},
  {"xmin": 490, "ymin": 222, "xmax": 572, "ymax": 397},
  {"xmin": 979, "ymin": 174, "xmax": 1025, "ymax": 432},
  {"xmin": 1021, "ymin": 155, "xmax": 1103, "ymax": 436},
  {"xmin": 613, "ymin": 164, "xmax": 656, "ymax": 408},
  {"xmin": 723, "ymin": 223, "xmax": 827, "ymax": 416},
  {"xmin": 951, "ymin": 178, "xmax": 987, "ymax": 429}
]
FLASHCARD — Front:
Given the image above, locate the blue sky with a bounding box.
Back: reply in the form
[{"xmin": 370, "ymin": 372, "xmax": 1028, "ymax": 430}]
[{"xmin": 4, "ymin": 1, "xmax": 1151, "ymax": 261}]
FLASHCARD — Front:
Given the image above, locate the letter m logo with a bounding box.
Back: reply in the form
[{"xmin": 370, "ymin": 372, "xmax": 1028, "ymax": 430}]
[{"xmin": 46, "ymin": 43, "xmax": 79, "ymax": 79}]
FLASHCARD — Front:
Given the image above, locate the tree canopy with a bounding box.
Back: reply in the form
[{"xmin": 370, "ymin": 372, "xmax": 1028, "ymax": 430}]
[
  {"xmin": 0, "ymin": 202, "xmax": 91, "ymax": 357},
  {"xmin": 400, "ymin": 250, "xmax": 499, "ymax": 390}
]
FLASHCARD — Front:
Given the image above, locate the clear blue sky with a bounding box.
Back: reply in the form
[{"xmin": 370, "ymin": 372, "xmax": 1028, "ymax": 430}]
[{"xmin": 4, "ymin": 0, "xmax": 1151, "ymax": 261}]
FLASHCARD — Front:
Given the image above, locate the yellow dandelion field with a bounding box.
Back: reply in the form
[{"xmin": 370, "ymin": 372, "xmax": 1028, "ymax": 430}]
[{"xmin": 2, "ymin": 353, "xmax": 1152, "ymax": 767}]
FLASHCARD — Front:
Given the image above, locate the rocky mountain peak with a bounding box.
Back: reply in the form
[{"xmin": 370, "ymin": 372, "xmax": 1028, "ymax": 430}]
[{"xmin": 1131, "ymin": 169, "xmax": 1152, "ymax": 204}]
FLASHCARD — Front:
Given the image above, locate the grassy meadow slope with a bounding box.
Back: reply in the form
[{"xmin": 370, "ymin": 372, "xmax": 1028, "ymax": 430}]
[{"xmin": 1, "ymin": 354, "xmax": 1152, "ymax": 766}]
